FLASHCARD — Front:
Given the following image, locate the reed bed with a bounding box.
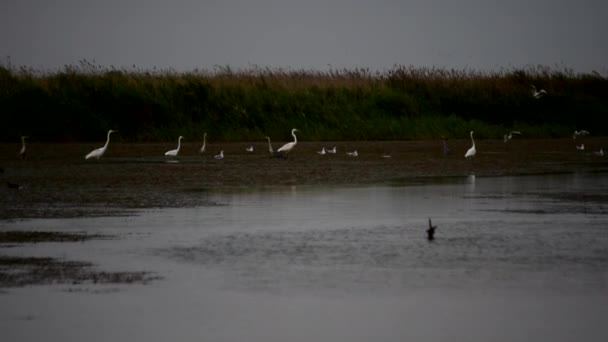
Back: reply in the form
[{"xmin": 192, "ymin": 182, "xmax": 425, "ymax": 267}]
[{"xmin": 1, "ymin": 61, "xmax": 606, "ymax": 142}]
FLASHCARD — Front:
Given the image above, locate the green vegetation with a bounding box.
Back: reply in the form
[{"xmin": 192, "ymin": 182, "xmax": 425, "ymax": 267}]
[{"xmin": 1, "ymin": 61, "xmax": 607, "ymax": 142}]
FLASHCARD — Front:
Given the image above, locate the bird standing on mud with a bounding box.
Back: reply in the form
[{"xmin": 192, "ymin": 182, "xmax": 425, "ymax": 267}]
[
  {"xmin": 199, "ymin": 133, "xmax": 207, "ymax": 153},
  {"xmin": 427, "ymin": 218, "xmax": 437, "ymax": 241},
  {"xmin": 165, "ymin": 136, "xmax": 184, "ymax": 157},
  {"xmin": 277, "ymin": 128, "xmax": 299, "ymax": 157},
  {"xmin": 465, "ymin": 131, "xmax": 476, "ymax": 159},
  {"xmin": 85, "ymin": 130, "xmax": 117, "ymax": 160},
  {"xmin": 19, "ymin": 136, "xmax": 28, "ymax": 160}
]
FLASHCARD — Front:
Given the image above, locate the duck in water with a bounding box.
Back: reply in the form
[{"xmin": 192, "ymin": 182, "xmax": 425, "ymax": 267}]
[{"xmin": 427, "ymin": 218, "xmax": 437, "ymax": 241}]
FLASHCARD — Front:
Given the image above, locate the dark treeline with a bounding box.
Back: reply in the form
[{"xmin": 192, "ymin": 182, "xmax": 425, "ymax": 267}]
[{"xmin": 1, "ymin": 62, "xmax": 607, "ymax": 142}]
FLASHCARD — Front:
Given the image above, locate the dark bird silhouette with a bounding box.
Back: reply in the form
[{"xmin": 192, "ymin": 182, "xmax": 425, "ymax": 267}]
[{"xmin": 427, "ymin": 218, "xmax": 437, "ymax": 241}]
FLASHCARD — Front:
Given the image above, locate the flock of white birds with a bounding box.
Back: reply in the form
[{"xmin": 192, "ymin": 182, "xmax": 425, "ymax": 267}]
[{"xmin": 8, "ymin": 85, "xmax": 603, "ymax": 162}]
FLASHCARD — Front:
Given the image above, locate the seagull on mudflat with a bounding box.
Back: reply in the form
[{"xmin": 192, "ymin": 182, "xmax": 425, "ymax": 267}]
[{"xmin": 346, "ymin": 150, "xmax": 358, "ymax": 157}]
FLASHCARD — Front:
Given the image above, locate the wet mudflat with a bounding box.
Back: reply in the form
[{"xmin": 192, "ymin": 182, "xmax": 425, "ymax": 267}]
[{"xmin": 1, "ymin": 139, "xmax": 608, "ymax": 341}]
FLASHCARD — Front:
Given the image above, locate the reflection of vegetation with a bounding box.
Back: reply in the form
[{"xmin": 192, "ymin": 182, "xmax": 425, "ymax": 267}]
[
  {"xmin": 0, "ymin": 255, "xmax": 159, "ymax": 288},
  {"xmin": 1, "ymin": 62, "xmax": 607, "ymax": 141},
  {"xmin": 0, "ymin": 231, "xmax": 159, "ymax": 288},
  {"xmin": 0, "ymin": 231, "xmax": 107, "ymax": 243}
]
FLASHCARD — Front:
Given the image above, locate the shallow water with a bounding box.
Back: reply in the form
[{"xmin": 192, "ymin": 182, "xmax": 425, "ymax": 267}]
[{"xmin": 1, "ymin": 170, "xmax": 608, "ymax": 341}]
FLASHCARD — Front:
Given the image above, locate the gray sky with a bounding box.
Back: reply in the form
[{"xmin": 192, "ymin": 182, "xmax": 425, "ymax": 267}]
[{"xmin": 1, "ymin": 0, "xmax": 607, "ymax": 73}]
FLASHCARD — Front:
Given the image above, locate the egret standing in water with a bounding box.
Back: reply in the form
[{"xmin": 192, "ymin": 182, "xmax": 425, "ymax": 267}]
[
  {"xmin": 199, "ymin": 133, "xmax": 207, "ymax": 153},
  {"xmin": 85, "ymin": 130, "xmax": 117, "ymax": 160},
  {"xmin": 277, "ymin": 128, "xmax": 299, "ymax": 156},
  {"xmin": 19, "ymin": 136, "xmax": 29, "ymax": 160},
  {"xmin": 165, "ymin": 136, "xmax": 184, "ymax": 157},
  {"xmin": 464, "ymin": 131, "xmax": 476, "ymax": 159}
]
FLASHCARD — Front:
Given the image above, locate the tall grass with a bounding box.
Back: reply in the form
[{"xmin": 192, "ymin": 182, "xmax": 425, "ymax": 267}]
[{"xmin": 1, "ymin": 61, "xmax": 606, "ymax": 142}]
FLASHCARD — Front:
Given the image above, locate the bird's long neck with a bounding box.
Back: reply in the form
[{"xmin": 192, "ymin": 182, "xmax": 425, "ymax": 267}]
[
  {"xmin": 177, "ymin": 138, "xmax": 182, "ymax": 151},
  {"xmin": 104, "ymin": 131, "xmax": 112, "ymax": 149},
  {"xmin": 470, "ymin": 133, "xmax": 475, "ymax": 147},
  {"xmin": 267, "ymin": 137, "xmax": 273, "ymax": 152},
  {"xmin": 292, "ymin": 131, "xmax": 297, "ymax": 144}
]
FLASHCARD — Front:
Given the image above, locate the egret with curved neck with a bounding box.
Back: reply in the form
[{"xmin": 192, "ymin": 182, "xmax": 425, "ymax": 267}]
[
  {"xmin": 165, "ymin": 136, "xmax": 184, "ymax": 157},
  {"xmin": 19, "ymin": 136, "xmax": 28, "ymax": 160},
  {"xmin": 199, "ymin": 133, "xmax": 207, "ymax": 153},
  {"xmin": 85, "ymin": 130, "xmax": 117, "ymax": 160},
  {"xmin": 277, "ymin": 128, "xmax": 298, "ymax": 154},
  {"xmin": 464, "ymin": 131, "xmax": 476, "ymax": 159},
  {"xmin": 265, "ymin": 136, "xmax": 274, "ymax": 154}
]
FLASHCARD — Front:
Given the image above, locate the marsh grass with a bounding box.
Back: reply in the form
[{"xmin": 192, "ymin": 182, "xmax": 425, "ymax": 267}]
[{"xmin": 1, "ymin": 61, "xmax": 606, "ymax": 142}]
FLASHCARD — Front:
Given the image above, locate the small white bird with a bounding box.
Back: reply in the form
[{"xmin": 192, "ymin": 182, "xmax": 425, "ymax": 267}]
[
  {"xmin": 504, "ymin": 131, "xmax": 521, "ymax": 142},
  {"xmin": 465, "ymin": 131, "xmax": 476, "ymax": 159},
  {"xmin": 327, "ymin": 146, "xmax": 337, "ymax": 154},
  {"xmin": 199, "ymin": 133, "xmax": 207, "ymax": 153},
  {"xmin": 317, "ymin": 147, "xmax": 326, "ymax": 155},
  {"xmin": 530, "ymin": 85, "xmax": 547, "ymax": 99},
  {"xmin": 573, "ymin": 130, "xmax": 590, "ymax": 139},
  {"xmin": 85, "ymin": 130, "xmax": 117, "ymax": 160},
  {"xmin": 381, "ymin": 154, "xmax": 392, "ymax": 158},
  {"xmin": 277, "ymin": 128, "xmax": 299, "ymax": 155},
  {"xmin": 346, "ymin": 150, "xmax": 358, "ymax": 157},
  {"xmin": 246, "ymin": 146, "xmax": 254, "ymax": 152},
  {"xmin": 576, "ymin": 144, "xmax": 585, "ymax": 151},
  {"xmin": 19, "ymin": 136, "xmax": 28, "ymax": 160},
  {"xmin": 594, "ymin": 148, "xmax": 604, "ymax": 156},
  {"xmin": 214, "ymin": 150, "xmax": 224, "ymax": 159},
  {"xmin": 165, "ymin": 136, "xmax": 184, "ymax": 157}
]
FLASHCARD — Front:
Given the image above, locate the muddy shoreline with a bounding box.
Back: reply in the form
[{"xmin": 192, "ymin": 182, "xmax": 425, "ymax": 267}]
[{"xmin": 1, "ymin": 139, "xmax": 607, "ymax": 220}]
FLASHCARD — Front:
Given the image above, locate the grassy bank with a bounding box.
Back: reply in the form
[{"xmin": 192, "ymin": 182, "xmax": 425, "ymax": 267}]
[{"xmin": 1, "ymin": 62, "xmax": 607, "ymax": 142}]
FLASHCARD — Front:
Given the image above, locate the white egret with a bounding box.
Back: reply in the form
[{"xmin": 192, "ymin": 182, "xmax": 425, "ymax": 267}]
[
  {"xmin": 19, "ymin": 136, "xmax": 28, "ymax": 160},
  {"xmin": 346, "ymin": 150, "xmax": 358, "ymax": 157},
  {"xmin": 246, "ymin": 146, "xmax": 254, "ymax": 152},
  {"xmin": 265, "ymin": 136, "xmax": 274, "ymax": 154},
  {"xmin": 594, "ymin": 148, "xmax": 604, "ymax": 156},
  {"xmin": 214, "ymin": 150, "xmax": 224, "ymax": 159},
  {"xmin": 427, "ymin": 218, "xmax": 437, "ymax": 241},
  {"xmin": 277, "ymin": 128, "xmax": 298, "ymax": 154},
  {"xmin": 464, "ymin": 131, "xmax": 476, "ymax": 159},
  {"xmin": 327, "ymin": 146, "xmax": 337, "ymax": 154},
  {"xmin": 576, "ymin": 144, "xmax": 585, "ymax": 151},
  {"xmin": 199, "ymin": 133, "xmax": 207, "ymax": 153},
  {"xmin": 317, "ymin": 147, "xmax": 326, "ymax": 155},
  {"xmin": 165, "ymin": 136, "xmax": 184, "ymax": 157},
  {"xmin": 85, "ymin": 130, "xmax": 117, "ymax": 160},
  {"xmin": 573, "ymin": 130, "xmax": 590, "ymax": 139},
  {"xmin": 530, "ymin": 85, "xmax": 546, "ymax": 99}
]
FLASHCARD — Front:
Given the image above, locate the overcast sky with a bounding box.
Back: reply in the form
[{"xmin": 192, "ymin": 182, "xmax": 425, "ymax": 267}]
[{"xmin": 1, "ymin": 0, "xmax": 607, "ymax": 73}]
